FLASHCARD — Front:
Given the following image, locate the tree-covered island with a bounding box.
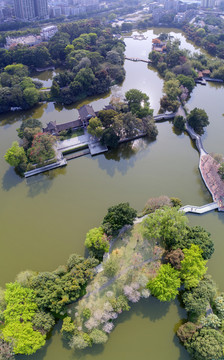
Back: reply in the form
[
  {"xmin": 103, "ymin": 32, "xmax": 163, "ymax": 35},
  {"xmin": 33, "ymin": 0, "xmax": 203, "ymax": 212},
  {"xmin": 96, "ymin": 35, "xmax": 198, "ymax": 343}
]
[
  {"xmin": 4, "ymin": 89, "xmax": 158, "ymax": 175},
  {"xmin": 0, "ymin": 19, "xmax": 126, "ymax": 113},
  {"xmin": 0, "ymin": 197, "xmax": 223, "ymax": 360}
]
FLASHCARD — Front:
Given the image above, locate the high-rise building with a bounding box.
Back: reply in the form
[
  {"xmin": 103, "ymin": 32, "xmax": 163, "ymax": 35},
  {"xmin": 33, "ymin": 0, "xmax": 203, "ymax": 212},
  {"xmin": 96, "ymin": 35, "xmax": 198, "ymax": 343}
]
[
  {"xmin": 14, "ymin": 0, "xmax": 35, "ymax": 20},
  {"xmin": 201, "ymin": 0, "xmax": 215, "ymax": 7},
  {"xmin": 14, "ymin": 0, "xmax": 48, "ymax": 20},
  {"xmin": 34, "ymin": 0, "xmax": 48, "ymax": 19}
]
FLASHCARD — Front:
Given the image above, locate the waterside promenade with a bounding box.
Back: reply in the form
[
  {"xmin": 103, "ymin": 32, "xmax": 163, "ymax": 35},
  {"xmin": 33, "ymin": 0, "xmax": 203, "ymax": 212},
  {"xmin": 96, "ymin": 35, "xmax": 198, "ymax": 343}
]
[{"xmin": 184, "ymin": 113, "xmax": 224, "ymax": 212}]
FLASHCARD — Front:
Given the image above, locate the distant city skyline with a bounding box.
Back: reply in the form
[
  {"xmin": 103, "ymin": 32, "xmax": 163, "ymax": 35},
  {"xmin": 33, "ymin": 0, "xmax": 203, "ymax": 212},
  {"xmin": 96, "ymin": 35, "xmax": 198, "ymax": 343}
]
[{"xmin": 13, "ymin": 0, "xmax": 48, "ymax": 20}]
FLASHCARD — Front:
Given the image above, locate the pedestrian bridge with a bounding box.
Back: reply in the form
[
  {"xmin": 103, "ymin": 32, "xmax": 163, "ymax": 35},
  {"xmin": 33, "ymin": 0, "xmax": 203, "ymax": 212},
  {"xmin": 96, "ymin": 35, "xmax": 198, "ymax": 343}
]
[{"xmin": 179, "ymin": 202, "xmax": 218, "ymax": 214}]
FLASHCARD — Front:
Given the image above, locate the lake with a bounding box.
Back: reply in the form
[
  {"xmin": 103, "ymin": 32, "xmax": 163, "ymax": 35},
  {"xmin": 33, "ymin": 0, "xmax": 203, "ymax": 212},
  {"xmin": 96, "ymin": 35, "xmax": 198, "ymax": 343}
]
[{"xmin": 1, "ymin": 28, "xmax": 224, "ymax": 360}]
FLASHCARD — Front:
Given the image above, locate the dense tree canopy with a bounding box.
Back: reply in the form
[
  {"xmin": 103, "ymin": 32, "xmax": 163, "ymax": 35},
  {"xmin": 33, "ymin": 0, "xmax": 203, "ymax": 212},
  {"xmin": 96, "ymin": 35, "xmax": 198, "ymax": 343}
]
[
  {"xmin": 2, "ymin": 282, "xmax": 46, "ymax": 355},
  {"xmin": 30, "ymin": 254, "xmax": 97, "ymax": 314},
  {"xmin": 182, "ymin": 275, "xmax": 217, "ymax": 317},
  {"xmin": 102, "ymin": 202, "xmax": 137, "ymax": 235},
  {"xmin": 187, "ymin": 108, "xmax": 209, "ymax": 134},
  {"xmin": 185, "ymin": 328, "xmax": 224, "ymax": 360},
  {"xmin": 180, "ymin": 244, "xmax": 207, "ymax": 289},
  {"xmin": 125, "ymin": 89, "xmax": 153, "ymax": 118},
  {"xmin": 142, "ymin": 206, "xmax": 188, "ymax": 249},
  {"xmin": 175, "ymin": 225, "xmax": 214, "ymax": 260}
]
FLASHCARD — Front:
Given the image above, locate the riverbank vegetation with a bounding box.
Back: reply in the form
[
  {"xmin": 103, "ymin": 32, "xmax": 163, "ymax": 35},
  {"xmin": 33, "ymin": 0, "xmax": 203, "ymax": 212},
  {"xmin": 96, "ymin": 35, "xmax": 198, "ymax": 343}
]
[
  {"xmin": 4, "ymin": 118, "xmax": 56, "ymax": 174},
  {"xmin": 0, "ymin": 196, "xmax": 220, "ymax": 359},
  {"xmin": 0, "ymin": 64, "xmax": 44, "ymax": 114}
]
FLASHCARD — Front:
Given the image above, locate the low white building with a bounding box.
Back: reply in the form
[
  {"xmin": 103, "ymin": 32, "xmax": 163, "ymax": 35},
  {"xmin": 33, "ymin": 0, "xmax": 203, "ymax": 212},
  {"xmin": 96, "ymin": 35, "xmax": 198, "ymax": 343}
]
[{"xmin": 40, "ymin": 25, "xmax": 58, "ymax": 40}]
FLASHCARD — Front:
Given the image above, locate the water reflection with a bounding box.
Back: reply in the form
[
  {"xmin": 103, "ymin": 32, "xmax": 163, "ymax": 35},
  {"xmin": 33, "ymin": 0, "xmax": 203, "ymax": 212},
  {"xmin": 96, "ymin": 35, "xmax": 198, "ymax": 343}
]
[
  {"xmin": 96, "ymin": 138, "xmax": 155, "ymax": 177},
  {"xmin": 26, "ymin": 167, "xmax": 67, "ymax": 197},
  {"xmin": 0, "ymin": 103, "xmax": 48, "ymax": 126},
  {"xmin": 2, "ymin": 167, "xmax": 23, "ymax": 191}
]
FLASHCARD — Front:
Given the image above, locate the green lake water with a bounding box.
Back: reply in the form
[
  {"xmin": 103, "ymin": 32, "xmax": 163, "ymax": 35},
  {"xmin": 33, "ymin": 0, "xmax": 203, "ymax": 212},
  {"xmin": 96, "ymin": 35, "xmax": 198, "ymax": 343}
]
[{"xmin": 1, "ymin": 28, "xmax": 224, "ymax": 360}]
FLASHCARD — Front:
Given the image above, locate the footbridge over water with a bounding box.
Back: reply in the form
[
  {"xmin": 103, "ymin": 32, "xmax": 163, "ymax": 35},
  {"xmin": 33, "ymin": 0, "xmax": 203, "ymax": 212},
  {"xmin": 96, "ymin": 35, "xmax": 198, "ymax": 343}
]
[
  {"xmin": 125, "ymin": 57, "xmax": 152, "ymax": 64},
  {"xmin": 179, "ymin": 202, "xmax": 219, "ymax": 214}
]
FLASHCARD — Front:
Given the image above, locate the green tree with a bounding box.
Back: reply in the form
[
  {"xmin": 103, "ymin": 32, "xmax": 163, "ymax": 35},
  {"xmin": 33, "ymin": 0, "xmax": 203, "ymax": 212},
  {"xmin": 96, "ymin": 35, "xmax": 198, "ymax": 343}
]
[
  {"xmin": 177, "ymin": 74, "xmax": 195, "ymax": 93},
  {"xmin": 90, "ymin": 329, "xmax": 108, "ymax": 344},
  {"xmin": 142, "ymin": 206, "xmax": 188, "ymax": 249},
  {"xmin": 85, "ymin": 227, "xmax": 109, "ymax": 261},
  {"xmin": 185, "ymin": 328, "xmax": 224, "ymax": 360},
  {"xmin": 32, "ymin": 311, "xmax": 55, "ymax": 333},
  {"xmin": 98, "ymin": 109, "xmax": 117, "ymax": 127},
  {"xmin": 4, "ymin": 141, "xmax": 27, "ymax": 170},
  {"xmin": 187, "ymin": 108, "xmax": 209, "ymax": 134},
  {"xmin": 200, "ymin": 314, "xmax": 221, "ymax": 328},
  {"xmin": 175, "ymin": 226, "xmax": 214, "ymax": 260},
  {"xmin": 180, "ymin": 244, "xmax": 207, "ymax": 289},
  {"xmin": 147, "ymin": 263, "xmax": 181, "ymax": 302},
  {"xmin": 101, "ymin": 128, "xmax": 120, "ymax": 149},
  {"xmin": 23, "ymin": 87, "xmax": 39, "ymax": 108},
  {"xmin": 177, "ymin": 322, "xmax": 198, "ymax": 343},
  {"xmin": 173, "ymin": 115, "xmax": 186, "ymax": 130},
  {"xmin": 142, "ymin": 116, "xmax": 158, "ymax": 138},
  {"xmin": 103, "ymin": 256, "xmax": 119, "ymax": 277},
  {"xmin": 214, "ymin": 294, "xmax": 224, "ymax": 319},
  {"xmin": 125, "ymin": 89, "xmax": 153, "ymax": 118},
  {"xmin": 163, "ymin": 79, "xmax": 181, "ymax": 101},
  {"xmin": 17, "ymin": 118, "xmax": 42, "ymax": 139},
  {"xmin": 51, "ymin": 80, "xmax": 60, "ymax": 98},
  {"xmin": 60, "ymin": 317, "xmax": 75, "ymax": 340},
  {"xmin": 2, "ymin": 282, "xmax": 46, "ymax": 355},
  {"xmin": 102, "ymin": 202, "xmax": 137, "ymax": 235},
  {"xmin": 30, "ymin": 256, "xmax": 97, "ymax": 314},
  {"xmin": 182, "ymin": 275, "xmax": 217, "ymax": 317},
  {"xmin": 87, "ymin": 117, "xmax": 103, "ymax": 138},
  {"xmin": 74, "ymin": 67, "xmax": 95, "ymax": 90}
]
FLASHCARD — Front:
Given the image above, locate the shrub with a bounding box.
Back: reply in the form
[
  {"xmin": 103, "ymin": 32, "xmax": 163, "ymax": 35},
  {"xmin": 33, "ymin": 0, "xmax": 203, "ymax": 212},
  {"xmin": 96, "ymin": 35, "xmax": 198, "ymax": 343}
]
[
  {"xmin": 82, "ymin": 308, "xmax": 91, "ymax": 320},
  {"xmin": 177, "ymin": 322, "xmax": 198, "ymax": 343},
  {"xmin": 90, "ymin": 329, "xmax": 108, "ymax": 344},
  {"xmin": 109, "ymin": 295, "xmax": 130, "ymax": 313},
  {"xmin": 70, "ymin": 334, "xmax": 90, "ymax": 350},
  {"xmin": 85, "ymin": 227, "xmax": 109, "ymax": 261},
  {"xmin": 142, "ymin": 195, "xmax": 172, "ymax": 216},
  {"xmin": 61, "ymin": 317, "xmax": 76, "ymax": 340},
  {"xmin": 200, "ymin": 314, "xmax": 221, "ymax": 329},
  {"xmin": 164, "ymin": 249, "xmax": 184, "ymax": 270},
  {"xmin": 32, "ymin": 311, "xmax": 55, "ymax": 333},
  {"xmin": 123, "ymin": 284, "xmax": 141, "ymax": 303},
  {"xmin": 103, "ymin": 257, "xmax": 119, "ymax": 278},
  {"xmin": 214, "ymin": 294, "xmax": 224, "ymax": 319},
  {"xmin": 15, "ymin": 270, "xmax": 37, "ymax": 287},
  {"xmin": 0, "ymin": 338, "xmax": 15, "ymax": 360}
]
